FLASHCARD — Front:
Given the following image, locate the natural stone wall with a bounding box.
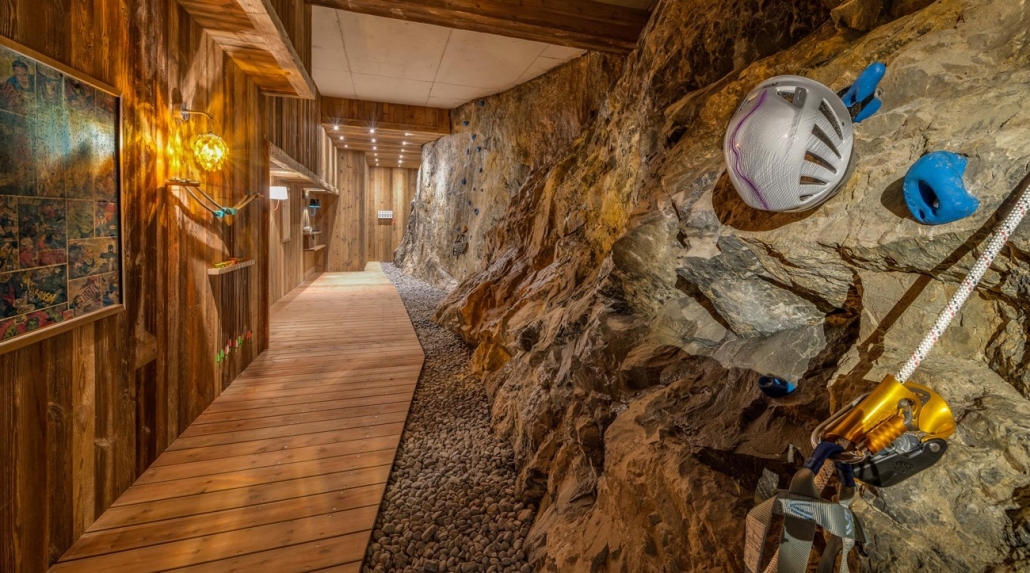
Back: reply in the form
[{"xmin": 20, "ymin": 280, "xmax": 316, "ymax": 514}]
[
  {"xmin": 395, "ymin": 53, "xmax": 624, "ymax": 289},
  {"xmin": 399, "ymin": 0, "xmax": 1030, "ymax": 571}
]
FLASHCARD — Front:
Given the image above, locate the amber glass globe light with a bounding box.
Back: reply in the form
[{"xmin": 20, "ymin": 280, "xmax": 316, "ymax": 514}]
[{"xmin": 191, "ymin": 133, "xmax": 229, "ymax": 172}]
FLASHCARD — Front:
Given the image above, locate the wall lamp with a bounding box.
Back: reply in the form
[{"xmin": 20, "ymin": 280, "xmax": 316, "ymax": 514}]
[
  {"xmin": 179, "ymin": 103, "xmax": 229, "ymax": 172},
  {"xmin": 270, "ymin": 185, "xmax": 288, "ymax": 211}
]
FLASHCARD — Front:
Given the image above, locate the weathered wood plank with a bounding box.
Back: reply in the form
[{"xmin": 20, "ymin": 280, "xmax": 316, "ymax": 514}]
[
  {"xmin": 56, "ymin": 269, "xmax": 424, "ymax": 570},
  {"xmin": 178, "ymin": 0, "xmax": 316, "ymax": 97},
  {"xmin": 308, "ymin": 0, "xmax": 650, "ymax": 53}
]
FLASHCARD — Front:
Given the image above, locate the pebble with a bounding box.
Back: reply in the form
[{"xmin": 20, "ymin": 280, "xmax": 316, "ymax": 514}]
[{"xmin": 362, "ymin": 265, "xmax": 536, "ymax": 573}]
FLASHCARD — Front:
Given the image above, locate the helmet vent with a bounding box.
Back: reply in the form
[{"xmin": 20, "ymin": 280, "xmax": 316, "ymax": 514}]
[
  {"xmin": 811, "ymin": 125, "xmax": 841, "ymax": 159},
  {"xmin": 804, "ymin": 151, "xmax": 837, "ymax": 174},
  {"xmin": 819, "ymin": 100, "xmax": 844, "ymax": 139},
  {"xmin": 778, "ymin": 90, "xmax": 795, "ymax": 104},
  {"xmin": 800, "ymin": 176, "xmax": 828, "ymax": 186},
  {"xmin": 799, "ymin": 193, "xmax": 814, "ymax": 202}
]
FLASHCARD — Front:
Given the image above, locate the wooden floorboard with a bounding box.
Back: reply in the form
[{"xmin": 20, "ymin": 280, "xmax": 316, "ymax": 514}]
[{"xmin": 54, "ymin": 268, "xmax": 424, "ymax": 572}]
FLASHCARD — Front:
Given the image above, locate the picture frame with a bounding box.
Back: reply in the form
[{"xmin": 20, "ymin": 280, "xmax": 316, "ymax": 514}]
[{"xmin": 0, "ymin": 35, "xmax": 125, "ymax": 356}]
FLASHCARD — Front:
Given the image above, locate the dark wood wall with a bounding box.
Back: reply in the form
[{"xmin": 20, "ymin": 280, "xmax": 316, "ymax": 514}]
[
  {"xmin": 0, "ymin": 1, "xmax": 320, "ymax": 571},
  {"xmin": 268, "ymin": 181, "xmax": 307, "ymax": 304},
  {"xmin": 327, "ymin": 150, "xmax": 369, "ymax": 271}
]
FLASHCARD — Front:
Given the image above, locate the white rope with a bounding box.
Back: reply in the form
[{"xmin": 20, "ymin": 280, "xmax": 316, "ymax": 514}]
[{"xmin": 896, "ymin": 185, "xmax": 1030, "ymax": 383}]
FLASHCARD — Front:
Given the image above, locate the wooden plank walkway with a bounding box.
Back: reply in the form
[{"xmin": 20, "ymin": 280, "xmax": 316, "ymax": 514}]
[{"xmin": 52, "ymin": 267, "xmax": 424, "ymax": 572}]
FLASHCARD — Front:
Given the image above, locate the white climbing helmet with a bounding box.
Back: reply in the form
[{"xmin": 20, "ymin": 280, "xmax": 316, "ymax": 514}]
[{"xmin": 724, "ymin": 75, "xmax": 855, "ymax": 212}]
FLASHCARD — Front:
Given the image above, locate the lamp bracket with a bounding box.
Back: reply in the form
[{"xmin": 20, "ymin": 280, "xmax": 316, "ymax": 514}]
[{"xmin": 180, "ymin": 102, "xmax": 213, "ymax": 123}]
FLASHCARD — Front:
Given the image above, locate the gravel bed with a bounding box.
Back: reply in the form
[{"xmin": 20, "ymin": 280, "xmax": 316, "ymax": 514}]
[{"xmin": 362, "ymin": 264, "xmax": 534, "ymax": 573}]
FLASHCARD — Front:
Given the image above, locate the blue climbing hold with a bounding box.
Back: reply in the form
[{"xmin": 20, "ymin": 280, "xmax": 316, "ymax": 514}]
[
  {"xmin": 841, "ymin": 62, "xmax": 886, "ymax": 123},
  {"xmin": 477, "ymin": 146, "xmax": 482, "ymax": 153},
  {"xmin": 903, "ymin": 151, "xmax": 978, "ymax": 225},
  {"xmin": 461, "ymin": 178, "xmax": 467, "ymax": 185},
  {"xmin": 478, "ymin": 100, "xmax": 485, "ymax": 107},
  {"xmin": 758, "ymin": 376, "xmax": 797, "ymax": 398},
  {"xmin": 474, "ymin": 208, "xmax": 480, "ymax": 215},
  {"xmin": 471, "ymin": 134, "xmax": 477, "ymax": 140},
  {"xmin": 463, "ymin": 120, "xmax": 469, "ymax": 126}
]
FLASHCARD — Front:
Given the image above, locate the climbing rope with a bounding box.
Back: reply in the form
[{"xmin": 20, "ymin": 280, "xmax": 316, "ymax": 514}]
[{"xmin": 897, "ymin": 183, "xmax": 1030, "ymax": 382}]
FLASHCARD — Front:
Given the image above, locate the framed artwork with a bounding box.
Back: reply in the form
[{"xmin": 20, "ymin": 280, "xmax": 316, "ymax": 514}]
[{"xmin": 0, "ymin": 35, "xmax": 124, "ymax": 353}]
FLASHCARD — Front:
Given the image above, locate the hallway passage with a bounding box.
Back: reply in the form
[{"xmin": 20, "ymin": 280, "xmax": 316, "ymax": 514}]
[{"xmin": 51, "ymin": 266, "xmax": 425, "ymax": 572}]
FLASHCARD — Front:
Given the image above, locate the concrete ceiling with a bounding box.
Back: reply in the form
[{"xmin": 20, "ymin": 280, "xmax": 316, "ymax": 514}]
[{"xmin": 311, "ymin": 0, "xmax": 656, "ymax": 109}]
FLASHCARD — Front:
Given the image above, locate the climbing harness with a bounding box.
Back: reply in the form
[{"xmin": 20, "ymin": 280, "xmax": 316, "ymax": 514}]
[
  {"xmin": 745, "ymin": 443, "xmax": 863, "ymax": 573},
  {"xmin": 747, "ymin": 168, "xmax": 1030, "ymax": 571}
]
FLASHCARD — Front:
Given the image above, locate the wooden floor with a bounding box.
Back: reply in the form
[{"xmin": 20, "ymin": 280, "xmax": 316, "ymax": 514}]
[{"xmin": 52, "ymin": 267, "xmax": 424, "ymax": 572}]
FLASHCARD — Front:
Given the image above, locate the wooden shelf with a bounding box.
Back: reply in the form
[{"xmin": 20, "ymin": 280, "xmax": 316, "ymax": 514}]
[
  {"xmin": 207, "ymin": 260, "xmax": 256, "ymax": 275},
  {"xmin": 304, "ymin": 245, "xmax": 326, "ymax": 252}
]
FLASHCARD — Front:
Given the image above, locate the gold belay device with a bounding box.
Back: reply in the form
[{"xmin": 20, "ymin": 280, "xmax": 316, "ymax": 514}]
[{"xmin": 745, "ymin": 168, "xmax": 1030, "ymax": 573}]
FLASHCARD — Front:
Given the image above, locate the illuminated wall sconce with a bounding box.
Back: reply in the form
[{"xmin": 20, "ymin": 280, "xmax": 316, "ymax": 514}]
[
  {"xmin": 270, "ymin": 185, "xmax": 288, "ymax": 211},
  {"xmin": 180, "ymin": 103, "xmax": 229, "ymax": 172}
]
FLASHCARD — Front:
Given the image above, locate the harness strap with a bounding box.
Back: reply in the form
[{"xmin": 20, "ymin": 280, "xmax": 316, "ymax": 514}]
[{"xmin": 744, "ymin": 469, "xmax": 861, "ymax": 573}]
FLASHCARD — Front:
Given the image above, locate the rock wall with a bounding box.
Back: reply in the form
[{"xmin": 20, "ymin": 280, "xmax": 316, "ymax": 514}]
[
  {"xmin": 398, "ymin": 0, "xmax": 1030, "ymax": 571},
  {"xmin": 395, "ymin": 53, "xmax": 624, "ymax": 289}
]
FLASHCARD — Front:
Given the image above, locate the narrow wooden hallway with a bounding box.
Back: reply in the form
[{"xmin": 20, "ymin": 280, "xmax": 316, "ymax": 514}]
[{"xmin": 51, "ymin": 266, "xmax": 424, "ymax": 572}]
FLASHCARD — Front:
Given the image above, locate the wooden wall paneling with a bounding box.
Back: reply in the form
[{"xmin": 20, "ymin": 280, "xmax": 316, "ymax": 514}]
[
  {"xmin": 326, "ymin": 151, "xmax": 368, "ymax": 271},
  {"xmin": 176, "ymin": 0, "xmax": 316, "ymax": 98},
  {"xmin": 269, "ymin": 181, "xmax": 307, "ymax": 303},
  {"xmin": 307, "ymin": 0, "xmax": 650, "ymax": 54},
  {"xmin": 0, "ymin": 352, "xmax": 12, "ymax": 573},
  {"xmin": 70, "ymin": 326, "xmax": 96, "ymax": 541},
  {"xmin": 0, "ymin": 0, "xmax": 319, "ymax": 571},
  {"xmin": 366, "ymin": 167, "xmax": 417, "ymax": 263}
]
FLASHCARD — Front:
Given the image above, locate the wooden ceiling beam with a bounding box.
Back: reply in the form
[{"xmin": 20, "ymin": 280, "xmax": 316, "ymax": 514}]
[
  {"xmin": 321, "ymin": 96, "xmax": 451, "ymax": 136},
  {"xmin": 178, "ymin": 0, "xmax": 317, "ymax": 98},
  {"xmin": 307, "ymin": 0, "xmax": 649, "ymax": 54}
]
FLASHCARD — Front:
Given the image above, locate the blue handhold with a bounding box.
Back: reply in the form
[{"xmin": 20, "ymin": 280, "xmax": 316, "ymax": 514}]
[
  {"xmin": 474, "ymin": 208, "xmax": 480, "ymax": 215},
  {"xmin": 478, "ymin": 100, "xmax": 485, "ymax": 107},
  {"xmin": 758, "ymin": 376, "xmax": 797, "ymax": 398},
  {"xmin": 471, "ymin": 134, "xmax": 477, "ymax": 140},
  {"xmin": 461, "ymin": 178, "xmax": 467, "ymax": 185},
  {"xmin": 214, "ymin": 209, "xmax": 226, "ymax": 219},
  {"xmin": 463, "ymin": 120, "xmax": 469, "ymax": 126},
  {"xmin": 903, "ymin": 151, "xmax": 978, "ymax": 225},
  {"xmin": 841, "ymin": 62, "xmax": 886, "ymax": 123},
  {"xmin": 477, "ymin": 146, "xmax": 482, "ymax": 152}
]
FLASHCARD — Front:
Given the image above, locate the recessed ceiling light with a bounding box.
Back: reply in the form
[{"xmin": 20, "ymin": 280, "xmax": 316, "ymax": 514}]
[
  {"xmin": 373, "ymin": 146, "xmax": 377, "ymax": 150},
  {"xmin": 333, "ymin": 125, "xmax": 339, "ymax": 131},
  {"xmin": 374, "ymin": 153, "xmax": 378, "ymax": 157},
  {"xmin": 402, "ymin": 141, "xmax": 407, "ymax": 145},
  {"xmin": 404, "ymin": 132, "xmax": 411, "ymax": 136},
  {"xmin": 339, "ymin": 136, "xmax": 344, "ymax": 141},
  {"xmin": 371, "ymin": 138, "xmax": 376, "ymax": 143},
  {"xmin": 369, "ymin": 128, "xmax": 375, "ymax": 134},
  {"xmin": 344, "ymin": 144, "xmax": 349, "ymax": 148}
]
